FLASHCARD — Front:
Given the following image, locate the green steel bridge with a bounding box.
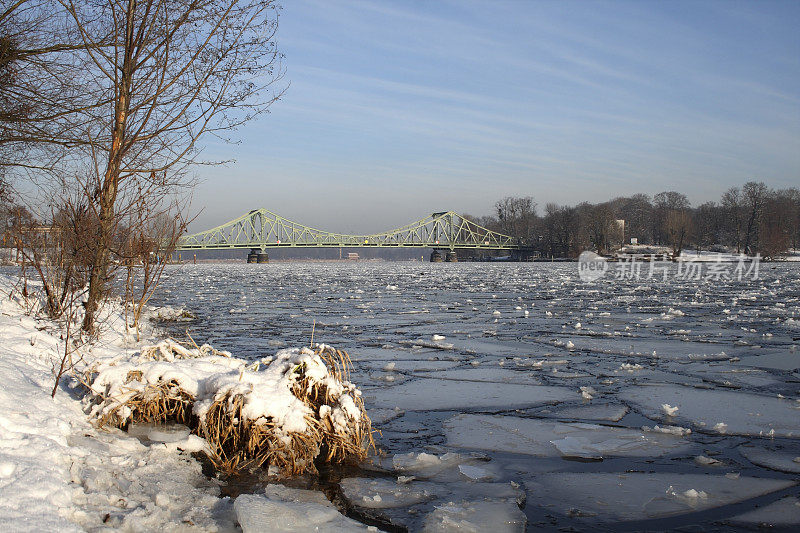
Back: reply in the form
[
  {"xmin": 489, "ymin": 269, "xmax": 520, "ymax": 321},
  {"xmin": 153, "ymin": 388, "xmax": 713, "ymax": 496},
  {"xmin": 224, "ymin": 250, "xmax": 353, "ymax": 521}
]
[{"xmin": 176, "ymin": 209, "xmax": 520, "ymax": 262}]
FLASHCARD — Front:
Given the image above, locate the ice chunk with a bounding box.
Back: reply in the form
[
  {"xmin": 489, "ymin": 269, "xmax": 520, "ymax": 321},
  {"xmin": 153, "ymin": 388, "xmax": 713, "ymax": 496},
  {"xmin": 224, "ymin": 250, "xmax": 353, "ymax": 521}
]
[
  {"xmin": 340, "ymin": 477, "xmax": 436, "ymax": 509},
  {"xmin": 432, "ymin": 335, "xmax": 446, "ymax": 342},
  {"xmin": 661, "ymin": 404, "xmax": 679, "ymax": 416},
  {"xmin": 391, "ymin": 452, "xmax": 471, "ymax": 478},
  {"xmin": 642, "ymin": 425, "xmax": 692, "ymax": 436},
  {"xmin": 694, "ymin": 455, "xmax": 723, "ymax": 466},
  {"xmin": 422, "ymin": 500, "xmax": 526, "ymax": 533},
  {"xmin": 525, "ymin": 473, "xmax": 795, "ymax": 521},
  {"xmin": 620, "ymin": 384, "xmax": 800, "ymax": 437},
  {"xmin": 234, "ymin": 490, "xmax": 371, "ymax": 532},
  {"xmin": 739, "ymin": 446, "xmax": 800, "ymax": 473},
  {"xmin": 580, "ymin": 386, "xmax": 596, "ymax": 400},
  {"xmin": 458, "ymin": 464, "xmax": 496, "ymax": 481},
  {"xmin": 444, "ymin": 415, "xmax": 692, "ymax": 459},
  {"xmin": 665, "ymin": 485, "xmax": 708, "ymax": 506}
]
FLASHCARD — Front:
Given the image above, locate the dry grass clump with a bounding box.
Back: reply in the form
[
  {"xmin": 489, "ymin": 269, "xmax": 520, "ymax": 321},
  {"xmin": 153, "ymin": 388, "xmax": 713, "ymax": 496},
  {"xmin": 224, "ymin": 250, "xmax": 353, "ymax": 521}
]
[
  {"xmin": 199, "ymin": 391, "xmax": 323, "ymax": 475},
  {"xmin": 85, "ymin": 341, "xmax": 375, "ymax": 476},
  {"xmin": 97, "ymin": 376, "xmax": 194, "ymax": 428}
]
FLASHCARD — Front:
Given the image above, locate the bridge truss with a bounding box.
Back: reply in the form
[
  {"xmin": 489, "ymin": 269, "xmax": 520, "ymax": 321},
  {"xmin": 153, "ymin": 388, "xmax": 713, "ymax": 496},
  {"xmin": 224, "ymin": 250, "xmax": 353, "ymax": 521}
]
[{"xmin": 176, "ymin": 210, "xmax": 516, "ymax": 251}]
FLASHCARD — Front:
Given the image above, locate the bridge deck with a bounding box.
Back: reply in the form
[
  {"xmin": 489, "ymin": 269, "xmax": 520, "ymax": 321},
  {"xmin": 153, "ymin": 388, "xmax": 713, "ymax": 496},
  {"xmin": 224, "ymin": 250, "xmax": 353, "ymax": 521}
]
[{"xmin": 176, "ymin": 210, "xmax": 519, "ymax": 251}]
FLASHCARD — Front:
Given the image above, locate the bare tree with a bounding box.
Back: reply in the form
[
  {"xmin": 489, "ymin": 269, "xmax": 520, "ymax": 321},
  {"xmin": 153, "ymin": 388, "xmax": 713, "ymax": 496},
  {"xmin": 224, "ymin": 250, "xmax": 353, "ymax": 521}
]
[
  {"xmin": 39, "ymin": 0, "xmax": 285, "ymax": 332},
  {"xmin": 664, "ymin": 209, "xmax": 692, "ymax": 258},
  {"xmin": 721, "ymin": 187, "xmax": 745, "ymax": 253},
  {"xmin": 582, "ymin": 202, "xmax": 616, "ymax": 254},
  {"xmin": 120, "ymin": 186, "xmax": 186, "ymax": 337},
  {"xmin": 758, "ymin": 189, "xmax": 794, "ymax": 259},
  {"xmin": 610, "ymin": 194, "xmax": 652, "ymax": 244},
  {"xmin": 742, "ymin": 181, "xmax": 768, "ymax": 255},
  {"xmin": 495, "ymin": 196, "xmax": 537, "ymax": 244},
  {"xmin": 653, "ymin": 191, "xmax": 689, "ymax": 245},
  {"xmin": 693, "ymin": 201, "xmax": 725, "ymax": 251},
  {"xmin": 0, "ymin": 0, "xmax": 93, "ymax": 170}
]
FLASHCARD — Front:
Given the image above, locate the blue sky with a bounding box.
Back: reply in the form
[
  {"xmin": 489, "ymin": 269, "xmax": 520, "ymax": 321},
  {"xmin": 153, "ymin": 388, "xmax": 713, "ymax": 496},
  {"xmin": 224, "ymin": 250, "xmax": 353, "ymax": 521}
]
[{"xmin": 193, "ymin": 0, "xmax": 800, "ymax": 234}]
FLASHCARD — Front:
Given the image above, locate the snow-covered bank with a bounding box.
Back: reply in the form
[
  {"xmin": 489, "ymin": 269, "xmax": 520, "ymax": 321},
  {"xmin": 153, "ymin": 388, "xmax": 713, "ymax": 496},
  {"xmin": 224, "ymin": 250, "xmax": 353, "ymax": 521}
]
[
  {"xmin": 0, "ymin": 276, "xmax": 239, "ymax": 531},
  {"xmin": 0, "ymin": 274, "xmax": 376, "ymax": 532}
]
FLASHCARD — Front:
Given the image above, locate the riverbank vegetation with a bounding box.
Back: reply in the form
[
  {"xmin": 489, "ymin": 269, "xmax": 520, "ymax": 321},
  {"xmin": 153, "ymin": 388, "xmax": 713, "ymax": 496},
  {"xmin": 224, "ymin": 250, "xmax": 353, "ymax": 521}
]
[
  {"xmin": 469, "ymin": 183, "xmax": 800, "ymax": 259},
  {"xmin": 85, "ymin": 340, "xmax": 375, "ymax": 475},
  {"xmin": 0, "ymin": 0, "xmax": 285, "ymax": 333}
]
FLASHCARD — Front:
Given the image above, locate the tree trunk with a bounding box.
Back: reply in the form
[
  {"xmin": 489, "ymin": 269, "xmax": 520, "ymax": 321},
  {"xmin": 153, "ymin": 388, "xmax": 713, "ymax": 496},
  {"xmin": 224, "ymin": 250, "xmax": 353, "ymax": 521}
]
[{"xmin": 81, "ymin": 2, "xmax": 134, "ymax": 332}]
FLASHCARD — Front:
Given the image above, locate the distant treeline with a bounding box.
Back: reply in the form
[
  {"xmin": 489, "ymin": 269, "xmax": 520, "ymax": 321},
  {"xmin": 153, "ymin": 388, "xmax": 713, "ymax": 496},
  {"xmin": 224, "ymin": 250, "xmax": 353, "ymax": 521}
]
[{"xmin": 465, "ymin": 182, "xmax": 800, "ymax": 259}]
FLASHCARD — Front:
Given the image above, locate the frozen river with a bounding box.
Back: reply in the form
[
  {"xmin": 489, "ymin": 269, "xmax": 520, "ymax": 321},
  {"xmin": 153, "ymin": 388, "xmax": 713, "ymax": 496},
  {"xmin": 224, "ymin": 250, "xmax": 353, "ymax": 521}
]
[{"xmin": 151, "ymin": 261, "xmax": 800, "ymax": 531}]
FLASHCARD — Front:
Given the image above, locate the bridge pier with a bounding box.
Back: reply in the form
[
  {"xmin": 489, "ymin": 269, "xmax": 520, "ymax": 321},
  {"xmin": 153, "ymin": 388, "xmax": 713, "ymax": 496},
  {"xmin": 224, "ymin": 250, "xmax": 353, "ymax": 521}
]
[
  {"xmin": 445, "ymin": 250, "xmax": 458, "ymax": 262},
  {"xmin": 247, "ymin": 249, "xmax": 270, "ymax": 263},
  {"xmin": 430, "ymin": 250, "xmax": 443, "ymax": 262}
]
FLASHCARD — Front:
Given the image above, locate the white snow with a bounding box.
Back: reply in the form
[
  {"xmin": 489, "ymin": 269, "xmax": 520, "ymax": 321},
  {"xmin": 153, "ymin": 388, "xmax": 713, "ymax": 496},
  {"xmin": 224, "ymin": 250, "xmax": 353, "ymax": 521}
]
[
  {"xmin": 86, "ymin": 341, "xmax": 363, "ymax": 441},
  {"xmin": 0, "ymin": 276, "xmax": 237, "ymax": 531}
]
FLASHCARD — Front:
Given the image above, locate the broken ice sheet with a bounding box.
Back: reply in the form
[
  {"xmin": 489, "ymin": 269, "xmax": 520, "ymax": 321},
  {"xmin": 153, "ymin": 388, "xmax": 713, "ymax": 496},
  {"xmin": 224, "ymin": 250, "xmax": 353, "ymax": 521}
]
[
  {"xmin": 367, "ymin": 379, "xmax": 574, "ymax": 411},
  {"xmin": 525, "ymin": 473, "xmax": 796, "ymax": 521},
  {"xmin": 429, "ymin": 367, "xmax": 543, "ymax": 386},
  {"xmin": 739, "ymin": 445, "xmax": 800, "ymax": 473},
  {"xmin": 366, "ymin": 407, "xmax": 404, "ymax": 426},
  {"xmin": 386, "ymin": 452, "xmax": 502, "ymax": 483},
  {"xmin": 339, "ymin": 477, "xmax": 436, "ymax": 509},
  {"xmin": 444, "ymin": 414, "xmax": 692, "ymax": 459},
  {"xmin": 536, "ymin": 403, "xmax": 629, "ymax": 422},
  {"xmin": 728, "ymin": 496, "xmax": 800, "ymax": 526},
  {"xmin": 619, "ymin": 384, "xmax": 800, "ymax": 437},
  {"xmin": 234, "ymin": 485, "xmax": 372, "ymax": 532},
  {"xmin": 422, "ymin": 500, "xmax": 527, "ymax": 533}
]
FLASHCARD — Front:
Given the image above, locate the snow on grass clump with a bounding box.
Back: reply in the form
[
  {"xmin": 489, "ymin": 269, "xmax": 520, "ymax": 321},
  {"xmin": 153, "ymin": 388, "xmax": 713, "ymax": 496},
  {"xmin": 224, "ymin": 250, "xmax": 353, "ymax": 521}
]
[{"xmin": 84, "ymin": 340, "xmax": 375, "ymax": 475}]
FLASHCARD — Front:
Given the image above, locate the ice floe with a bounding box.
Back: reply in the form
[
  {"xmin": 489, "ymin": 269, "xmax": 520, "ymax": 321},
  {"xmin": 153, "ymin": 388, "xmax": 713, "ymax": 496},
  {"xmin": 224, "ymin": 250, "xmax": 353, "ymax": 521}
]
[
  {"xmin": 620, "ymin": 384, "xmax": 800, "ymax": 437},
  {"xmin": 739, "ymin": 445, "xmax": 800, "ymax": 473},
  {"xmin": 444, "ymin": 415, "xmax": 692, "ymax": 459},
  {"xmin": 729, "ymin": 496, "xmax": 800, "ymax": 526},
  {"xmin": 234, "ymin": 485, "xmax": 372, "ymax": 532},
  {"xmin": 368, "ymin": 379, "xmax": 574, "ymax": 411},
  {"xmin": 525, "ymin": 473, "xmax": 795, "ymax": 521}
]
